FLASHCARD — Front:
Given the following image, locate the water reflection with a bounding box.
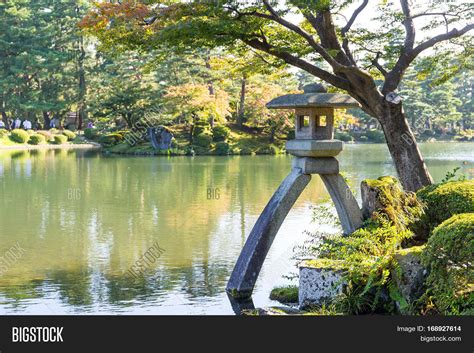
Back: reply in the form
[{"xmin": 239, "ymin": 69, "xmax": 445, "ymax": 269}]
[{"xmin": 0, "ymin": 143, "xmax": 471, "ymax": 314}]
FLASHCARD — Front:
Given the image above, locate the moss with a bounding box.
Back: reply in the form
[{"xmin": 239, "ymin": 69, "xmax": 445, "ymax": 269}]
[
  {"xmin": 301, "ymin": 258, "xmax": 347, "ymax": 271},
  {"xmin": 395, "ymin": 245, "xmax": 426, "ymax": 257},
  {"xmin": 362, "ymin": 176, "xmax": 424, "ymax": 232},
  {"xmin": 422, "ymin": 213, "xmax": 474, "ymax": 314},
  {"xmin": 269, "ymin": 285, "xmax": 298, "ymax": 303},
  {"xmin": 416, "ymin": 180, "xmax": 474, "ymax": 236}
]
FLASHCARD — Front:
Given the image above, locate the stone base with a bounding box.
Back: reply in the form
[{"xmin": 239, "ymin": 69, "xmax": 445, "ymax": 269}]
[
  {"xmin": 392, "ymin": 246, "xmax": 427, "ymax": 313},
  {"xmin": 298, "ymin": 259, "xmax": 346, "ymax": 309},
  {"xmin": 286, "ymin": 139, "xmax": 343, "ymax": 157}
]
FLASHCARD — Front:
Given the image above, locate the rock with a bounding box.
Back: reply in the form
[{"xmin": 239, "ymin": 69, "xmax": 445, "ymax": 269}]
[
  {"xmin": 298, "ymin": 259, "xmax": 346, "ymax": 309},
  {"xmin": 148, "ymin": 126, "xmax": 173, "ymax": 150},
  {"xmin": 392, "ymin": 246, "xmax": 427, "ymax": 312}
]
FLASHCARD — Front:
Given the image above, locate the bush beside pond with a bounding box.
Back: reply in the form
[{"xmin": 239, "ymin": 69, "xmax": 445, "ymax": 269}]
[
  {"xmin": 422, "ymin": 213, "xmax": 474, "ymax": 315},
  {"xmin": 416, "ymin": 180, "xmax": 474, "ymax": 237},
  {"xmin": 10, "ymin": 129, "xmax": 30, "ymax": 143},
  {"xmin": 28, "ymin": 134, "xmax": 46, "ymax": 145},
  {"xmin": 62, "ymin": 130, "xmax": 77, "ymax": 141},
  {"xmin": 52, "ymin": 134, "xmax": 68, "ymax": 144}
]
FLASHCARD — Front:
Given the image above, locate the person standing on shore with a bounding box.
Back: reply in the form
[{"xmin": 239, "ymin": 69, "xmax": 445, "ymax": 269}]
[
  {"xmin": 22, "ymin": 119, "xmax": 32, "ymax": 130},
  {"xmin": 0, "ymin": 120, "xmax": 5, "ymax": 129},
  {"xmin": 14, "ymin": 118, "xmax": 21, "ymax": 129}
]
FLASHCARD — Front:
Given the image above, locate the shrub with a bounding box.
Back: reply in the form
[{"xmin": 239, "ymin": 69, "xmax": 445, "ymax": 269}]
[
  {"xmin": 193, "ymin": 120, "xmax": 209, "ymax": 136},
  {"xmin": 239, "ymin": 147, "xmax": 253, "ymax": 155},
  {"xmin": 10, "ymin": 129, "xmax": 30, "ymax": 143},
  {"xmin": 26, "ymin": 129, "xmax": 35, "ymax": 135},
  {"xmin": 0, "ymin": 129, "xmax": 9, "ymax": 138},
  {"xmin": 52, "ymin": 134, "xmax": 68, "ymax": 144},
  {"xmin": 422, "ymin": 213, "xmax": 474, "ymax": 314},
  {"xmin": 49, "ymin": 128, "xmax": 59, "ymax": 134},
  {"xmin": 215, "ymin": 141, "xmax": 230, "ymax": 155},
  {"xmin": 28, "ymin": 134, "xmax": 46, "ymax": 145},
  {"xmin": 36, "ymin": 130, "xmax": 53, "ymax": 141},
  {"xmin": 335, "ymin": 131, "xmax": 353, "ymax": 142},
  {"xmin": 62, "ymin": 130, "xmax": 76, "ymax": 141},
  {"xmin": 84, "ymin": 128, "xmax": 98, "ymax": 140},
  {"xmin": 193, "ymin": 132, "xmax": 213, "ymax": 148},
  {"xmin": 98, "ymin": 133, "xmax": 123, "ymax": 147},
  {"xmin": 364, "ymin": 129, "xmax": 385, "ymax": 143},
  {"xmin": 256, "ymin": 145, "xmax": 279, "ymax": 155},
  {"xmin": 212, "ymin": 125, "xmax": 230, "ymax": 142},
  {"xmin": 416, "ymin": 180, "xmax": 474, "ymax": 235}
]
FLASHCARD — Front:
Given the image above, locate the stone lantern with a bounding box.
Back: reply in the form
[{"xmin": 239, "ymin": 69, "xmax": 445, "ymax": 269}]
[{"xmin": 227, "ymin": 84, "xmax": 364, "ymax": 300}]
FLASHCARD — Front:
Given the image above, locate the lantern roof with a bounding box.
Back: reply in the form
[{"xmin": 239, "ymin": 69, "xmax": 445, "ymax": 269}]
[{"xmin": 266, "ymin": 83, "xmax": 361, "ymax": 109}]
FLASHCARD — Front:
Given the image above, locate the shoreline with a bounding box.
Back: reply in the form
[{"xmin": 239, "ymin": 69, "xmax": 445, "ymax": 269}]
[{"xmin": 0, "ymin": 143, "xmax": 101, "ymax": 151}]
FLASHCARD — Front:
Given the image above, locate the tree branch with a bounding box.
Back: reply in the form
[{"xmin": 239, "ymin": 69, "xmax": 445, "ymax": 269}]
[
  {"xmin": 411, "ymin": 23, "xmax": 474, "ymax": 57},
  {"xmin": 383, "ymin": 23, "xmax": 474, "ymax": 93},
  {"xmin": 342, "ymin": 0, "xmax": 368, "ymax": 35},
  {"xmin": 340, "ymin": 0, "xmax": 368, "ymax": 66},
  {"xmin": 400, "ymin": 0, "xmax": 415, "ymax": 51},
  {"xmin": 242, "ymin": 37, "xmax": 350, "ymax": 91}
]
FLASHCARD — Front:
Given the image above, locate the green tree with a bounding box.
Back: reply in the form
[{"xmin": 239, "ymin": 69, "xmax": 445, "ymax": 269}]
[{"xmin": 82, "ymin": 0, "xmax": 473, "ymax": 191}]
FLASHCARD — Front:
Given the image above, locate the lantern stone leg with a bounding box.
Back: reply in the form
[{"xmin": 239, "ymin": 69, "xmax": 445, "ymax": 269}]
[
  {"xmin": 226, "ymin": 168, "xmax": 311, "ymax": 298},
  {"xmin": 227, "ymin": 83, "xmax": 365, "ymax": 299}
]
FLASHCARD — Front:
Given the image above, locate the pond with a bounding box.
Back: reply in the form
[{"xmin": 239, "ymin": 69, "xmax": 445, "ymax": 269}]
[{"xmin": 0, "ymin": 142, "xmax": 472, "ymax": 314}]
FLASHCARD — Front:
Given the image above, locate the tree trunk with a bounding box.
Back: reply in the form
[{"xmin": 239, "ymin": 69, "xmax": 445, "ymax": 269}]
[
  {"xmin": 77, "ymin": 33, "xmax": 87, "ymax": 130},
  {"xmin": 379, "ymin": 104, "xmax": 433, "ymax": 191},
  {"xmin": 237, "ymin": 74, "xmax": 246, "ymax": 127}
]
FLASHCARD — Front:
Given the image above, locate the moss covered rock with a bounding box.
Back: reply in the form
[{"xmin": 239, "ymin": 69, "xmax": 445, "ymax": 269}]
[
  {"xmin": 422, "ymin": 213, "xmax": 474, "ymax": 314},
  {"xmin": 416, "ymin": 180, "xmax": 474, "ymax": 237},
  {"xmin": 269, "ymin": 285, "xmax": 299, "ymax": 304},
  {"xmin": 361, "ymin": 176, "xmax": 424, "ymax": 231},
  {"xmin": 392, "ymin": 245, "xmax": 427, "ymax": 313}
]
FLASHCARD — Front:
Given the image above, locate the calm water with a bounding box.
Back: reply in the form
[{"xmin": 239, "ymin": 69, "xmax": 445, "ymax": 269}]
[{"xmin": 0, "ymin": 143, "xmax": 472, "ymax": 314}]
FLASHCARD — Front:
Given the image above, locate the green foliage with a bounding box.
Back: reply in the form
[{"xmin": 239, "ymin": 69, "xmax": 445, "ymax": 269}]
[
  {"xmin": 52, "ymin": 135, "xmax": 68, "ymax": 145},
  {"xmin": 269, "ymin": 286, "xmax": 299, "ymax": 304},
  {"xmin": 422, "ymin": 213, "xmax": 474, "ymax": 314},
  {"xmin": 10, "ymin": 129, "xmax": 30, "ymax": 144},
  {"xmin": 256, "ymin": 145, "xmax": 279, "ymax": 155},
  {"xmin": 28, "ymin": 134, "xmax": 46, "ymax": 145},
  {"xmin": 239, "ymin": 147, "xmax": 253, "ymax": 155},
  {"xmin": 334, "ymin": 131, "xmax": 353, "ymax": 142},
  {"xmin": 193, "ymin": 132, "xmax": 213, "ymax": 148},
  {"xmin": 214, "ymin": 141, "xmax": 230, "ymax": 155},
  {"xmin": 62, "ymin": 130, "xmax": 77, "ymax": 141},
  {"xmin": 193, "ymin": 121, "xmax": 210, "ymax": 136},
  {"xmin": 84, "ymin": 128, "xmax": 98, "ymax": 140},
  {"xmin": 212, "ymin": 125, "xmax": 230, "ymax": 142},
  {"xmin": 416, "ymin": 180, "xmax": 474, "ymax": 234},
  {"xmin": 363, "ymin": 129, "xmax": 385, "ymax": 143},
  {"xmin": 0, "ymin": 129, "xmax": 9, "ymax": 138},
  {"xmin": 363, "ymin": 176, "xmax": 425, "ymax": 231},
  {"xmin": 98, "ymin": 133, "xmax": 123, "ymax": 147}
]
